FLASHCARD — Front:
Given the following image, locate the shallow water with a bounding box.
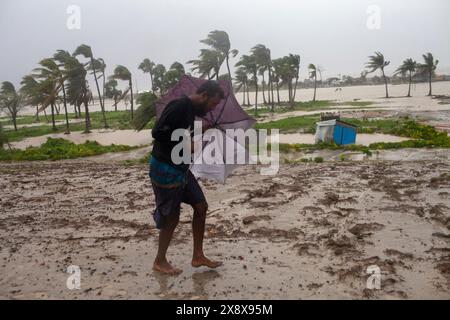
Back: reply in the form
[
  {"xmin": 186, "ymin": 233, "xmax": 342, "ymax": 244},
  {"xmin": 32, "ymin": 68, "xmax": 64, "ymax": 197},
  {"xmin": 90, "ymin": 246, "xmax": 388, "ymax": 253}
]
[{"xmin": 11, "ymin": 129, "xmax": 152, "ymax": 150}]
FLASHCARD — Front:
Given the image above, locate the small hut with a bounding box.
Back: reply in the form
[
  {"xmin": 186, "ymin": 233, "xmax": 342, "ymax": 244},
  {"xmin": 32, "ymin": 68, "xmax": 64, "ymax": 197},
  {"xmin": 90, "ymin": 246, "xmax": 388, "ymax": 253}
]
[{"xmin": 315, "ymin": 113, "xmax": 357, "ymax": 145}]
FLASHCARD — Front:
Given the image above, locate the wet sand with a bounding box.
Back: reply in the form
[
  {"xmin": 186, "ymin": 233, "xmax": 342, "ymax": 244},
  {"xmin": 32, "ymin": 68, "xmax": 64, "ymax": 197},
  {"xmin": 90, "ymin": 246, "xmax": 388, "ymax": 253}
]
[{"xmin": 0, "ymin": 159, "xmax": 449, "ymax": 299}]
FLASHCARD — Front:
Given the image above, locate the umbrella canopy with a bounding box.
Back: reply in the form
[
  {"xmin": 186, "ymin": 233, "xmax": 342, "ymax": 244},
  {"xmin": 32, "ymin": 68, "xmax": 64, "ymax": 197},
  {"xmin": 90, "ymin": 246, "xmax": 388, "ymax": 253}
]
[
  {"xmin": 155, "ymin": 74, "xmax": 255, "ymax": 131},
  {"xmin": 155, "ymin": 75, "xmax": 256, "ymax": 183}
]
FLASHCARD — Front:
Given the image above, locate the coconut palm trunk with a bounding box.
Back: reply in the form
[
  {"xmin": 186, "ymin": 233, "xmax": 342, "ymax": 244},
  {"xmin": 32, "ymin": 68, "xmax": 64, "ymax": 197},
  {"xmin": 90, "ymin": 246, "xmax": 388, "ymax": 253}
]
[
  {"xmin": 313, "ymin": 74, "xmax": 317, "ymax": 101},
  {"xmin": 254, "ymin": 78, "xmax": 259, "ymax": 116},
  {"xmin": 269, "ymin": 68, "xmax": 275, "ymax": 111},
  {"xmin": 276, "ymin": 82, "xmax": 280, "ymax": 104},
  {"xmin": 381, "ymin": 68, "xmax": 389, "ymax": 98},
  {"xmin": 90, "ymin": 57, "xmax": 108, "ymax": 128},
  {"xmin": 83, "ymin": 101, "xmax": 91, "ymax": 133},
  {"xmin": 261, "ymin": 74, "xmax": 267, "ymax": 104},
  {"xmin": 50, "ymin": 102, "xmax": 56, "ymax": 130},
  {"xmin": 246, "ymin": 81, "xmax": 250, "ymax": 105},
  {"xmin": 59, "ymin": 79, "xmax": 70, "ymax": 134},
  {"xmin": 226, "ymin": 55, "xmax": 233, "ymax": 92},
  {"xmin": 292, "ymin": 76, "xmax": 299, "ymax": 102},
  {"xmin": 428, "ymin": 71, "xmax": 432, "ymax": 96},
  {"xmin": 407, "ymin": 71, "xmax": 412, "ymax": 97},
  {"xmin": 129, "ymin": 79, "xmax": 134, "ymax": 119}
]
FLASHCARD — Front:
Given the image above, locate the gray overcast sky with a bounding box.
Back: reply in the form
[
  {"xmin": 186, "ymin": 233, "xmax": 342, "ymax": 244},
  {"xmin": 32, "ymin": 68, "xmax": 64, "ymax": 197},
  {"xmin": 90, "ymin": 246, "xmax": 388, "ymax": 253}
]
[{"xmin": 1, "ymin": 0, "xmax": 449, "ymax": 91}]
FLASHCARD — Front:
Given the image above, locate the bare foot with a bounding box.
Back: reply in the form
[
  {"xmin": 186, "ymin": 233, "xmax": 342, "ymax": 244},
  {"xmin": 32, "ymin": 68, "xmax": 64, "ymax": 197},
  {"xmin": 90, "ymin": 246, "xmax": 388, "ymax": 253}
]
[
  {"xmin": 153, "ymin": 260, "xmax": 182, "ymax": 275},
  {"xmin": 192, "ymin": 255, "xmax": 223, "ymax": 268}
]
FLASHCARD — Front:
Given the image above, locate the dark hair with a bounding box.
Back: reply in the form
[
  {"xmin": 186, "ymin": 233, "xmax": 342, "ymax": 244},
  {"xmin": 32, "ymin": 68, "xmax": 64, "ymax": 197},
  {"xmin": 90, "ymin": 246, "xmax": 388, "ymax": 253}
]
[{"xmin": 196, "ymin": 80, "xmax": 225, "ymax": 99}]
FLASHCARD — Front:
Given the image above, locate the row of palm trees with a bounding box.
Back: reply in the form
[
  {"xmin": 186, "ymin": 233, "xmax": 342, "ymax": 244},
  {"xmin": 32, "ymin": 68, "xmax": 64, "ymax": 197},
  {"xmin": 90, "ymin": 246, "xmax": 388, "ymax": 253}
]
[
  {"xmin": 366, "ymin": 51, "xmax": 439, "ymax": 98},
  {"xmin": 0, "ymin": 30, "xmax": 444, "ymax": 132},
  {"xmin": 0, "ymin": 45, "xmax": 142, "ymax": 133}
]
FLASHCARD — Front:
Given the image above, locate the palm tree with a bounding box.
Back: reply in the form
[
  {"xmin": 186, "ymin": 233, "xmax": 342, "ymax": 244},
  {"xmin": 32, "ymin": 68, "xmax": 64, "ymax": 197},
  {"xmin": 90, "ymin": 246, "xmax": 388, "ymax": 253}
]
[
  {"xmin": 0, "ymin": 82, "xmax": 25, "ymax": 131},
  {"xmin": 251, "ymin": 45, "xmax": 274, "ymax": 110},
  {"xmin": 152, "ymin": 64, "xmax": 167, "ymax": 96},
  {"xmin": 105, "ymin": 79, "xmax": 121, "ymax": 112},
  {"xmin": 272, "ymin": 58, "xmax": 283, "ymax": 105},
  {"xmin": 163, "ymin": 62, "xmax": 185, "ymax": 91},
  {"xmin": 89, "ymin": 57, "xmax": 108, "ymax": 127},
  {"xmin": 64, "ymin": 55, "xmax": 92, "ymax": 133},
  {"xmin": 73, "ymin": 44, "xmax": 108, "ymax": 127},
  {"xmin": 33, "ymin": 58, "xmax": 67, "ymax": 131},
  {"xmin": 20, "ymin": 74, "xmax": 43, "ymax": 122},
  {"xmin": 112, "ymin": 65, "xmax": 134, "ymax": 119},
  {"xmin": 188, "ymin": 49, "xmax": 222, "ymax": 80},
  {"xmin": 308, "ymin": 64, "xmax": 317, "ymax": 101},
  {"xmin": 200, "ymin": 30, "xmax": 238, "ymax": 89},
  {"xmin": 53, "ymin": 50, "xmax": 75, "ymax": 133},
  {"xmin": 234, "ymin": 67, "xmax": 249, "ymax": 106},
  {"xmin": 395, "ymin": 58, "xmax": 417, "ymax": 97},
  {"xmin": 289, "ymin": 54, "xmax": 301, "ymax": 103},
  {"xmin": 138, "ymin": 58, "xmax": 156, "ymax": 92},
  {"xmin": 419, "ymin": 53, "xmax": 439, "ymax": 96},
  {"xmin": 366, "ymin": 51, "xmax": 390, "ymax": 98},
  {"xmin": 236, "ymin": 54, "xmax": 258, "ymax": 115}
]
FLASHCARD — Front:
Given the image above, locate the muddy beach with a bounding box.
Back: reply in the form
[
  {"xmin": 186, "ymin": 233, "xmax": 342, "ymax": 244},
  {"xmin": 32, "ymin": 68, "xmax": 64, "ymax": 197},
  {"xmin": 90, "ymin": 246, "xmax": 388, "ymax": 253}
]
[{"xmin": 0, "ymin": 158, "xmax": 449, "ymax": 299}]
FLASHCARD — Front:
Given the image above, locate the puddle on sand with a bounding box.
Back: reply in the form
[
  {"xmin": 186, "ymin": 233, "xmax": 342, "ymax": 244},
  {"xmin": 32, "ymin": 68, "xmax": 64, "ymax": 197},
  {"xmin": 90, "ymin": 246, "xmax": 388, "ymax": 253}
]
[{"xmin": 11, "ymin": 129, "xmax": 153, "ymax": 150}]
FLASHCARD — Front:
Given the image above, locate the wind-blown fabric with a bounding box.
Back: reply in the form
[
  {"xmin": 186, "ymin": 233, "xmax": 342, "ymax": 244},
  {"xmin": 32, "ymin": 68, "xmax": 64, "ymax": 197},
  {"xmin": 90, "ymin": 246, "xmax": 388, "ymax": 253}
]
[{"xmin": 155, "ymin": 75, "xmax": 256, "ymax": 183}]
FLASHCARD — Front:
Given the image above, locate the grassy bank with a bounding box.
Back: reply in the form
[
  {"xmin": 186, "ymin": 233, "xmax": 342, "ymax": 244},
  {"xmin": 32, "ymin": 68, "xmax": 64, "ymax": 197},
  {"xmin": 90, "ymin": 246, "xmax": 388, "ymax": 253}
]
[
  {"xmin": 256, "ymin": 115, "xmax": 408, "ymax": 134},
  {"xmin": 274, "ymin": 121, "xmax": 450, "ymax": 154},
  {"xmin": 3, "ymin": 111, "xmax": 155, "ymax": 142},
  {"xmin": 0, "ymin": 137, "xmax": 137, "ymax": 161}
]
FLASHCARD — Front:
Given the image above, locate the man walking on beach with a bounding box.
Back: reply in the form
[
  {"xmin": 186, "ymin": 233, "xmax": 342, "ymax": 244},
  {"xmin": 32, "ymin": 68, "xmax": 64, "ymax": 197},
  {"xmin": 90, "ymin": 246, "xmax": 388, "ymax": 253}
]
[{"xmin": 149, "ymin": 81, "xmax": 224, "ymax": 275}]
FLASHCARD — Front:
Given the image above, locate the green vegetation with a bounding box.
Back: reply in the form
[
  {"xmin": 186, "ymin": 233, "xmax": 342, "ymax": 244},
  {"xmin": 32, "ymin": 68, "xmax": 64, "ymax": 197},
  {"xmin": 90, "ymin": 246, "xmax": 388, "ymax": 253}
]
[
  {"xmin": 4, "ymin": 110, "xmax": 155, "ymax": 142},
  {"xmin": 0, "ymin": 138, "xmax": 137, "ymax": 161},
  {"xmin": 273, "ymin": 121, "xmax": 450, "ymax": 156},
  {"xmin": 314, "ymin": 156, "xmax": 323, "ymax": 163},
  {"xmin": 257, "ymin": 115, "xmax": 407, "ymax": 134}
]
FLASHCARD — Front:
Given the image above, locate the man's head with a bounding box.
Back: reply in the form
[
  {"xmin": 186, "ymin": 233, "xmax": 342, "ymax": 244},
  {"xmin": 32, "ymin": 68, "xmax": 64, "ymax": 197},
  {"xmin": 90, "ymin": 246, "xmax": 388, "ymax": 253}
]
[{"xmin": 191, "ymin": 81, "xmax": 225, "ymax": 116}]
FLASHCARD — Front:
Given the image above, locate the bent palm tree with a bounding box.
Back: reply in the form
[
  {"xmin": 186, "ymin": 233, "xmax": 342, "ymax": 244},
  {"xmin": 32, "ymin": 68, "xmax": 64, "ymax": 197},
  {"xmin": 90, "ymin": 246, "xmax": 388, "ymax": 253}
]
[
  {"xmin": 419, "ymin": 53, "xmax": 439, "ymax": 96},
  {"xmin": 395, "ymin": 58, "xmax": 417, "ymax": 97},
  {"xmin": 234, "ymin": 67, "xmax": 249, "ymax": 106},
  {"xmin": 0, "ymin": 81, "xmax": 25, "ymax": 132},
  {"xmin": 308, "ymin": 64, "xmax": 317, "ymax": 101},
  {"xmin": 65, "ymin": 55, "xmax": 92, "ymax": 133},
  {"xmin": 289, "ymin": 54, "xmax": 301, "ymax": 103},
  {"xmin": 113, "ymin": 65, "xmax": 134, "ymax": 119},
  {"xmin": 236, "ymin": 54, "xmax": 258, "ymax": 115},
  {"xmin": 251, "ymin": 44, "xmax": 273, "ymax": 109},
  {"xmin": 105, "ymin": 79, "xmax": 121, "ymax": 112},
  {"xmin": 366, "ymin": 52, "xmax": 390, "ymax": 98},
  {"xmin": 74, "ymin": 44, "xmax": 108, "ymax": 127},
  {"xmin": 200, "ymin": 30, "xmax": 238, "ymax": 89},
  {"xmin": 188, "ymin": 49, "xmax": 223, "ymax": 80},
  {"xmin": 138, "ymin": 58, "xmax": 156, "ymax": 92},
  {"xmin": 33, "ymin": 58, "xmax": 67, "ymax": 131},
  {"xmin": 20, "ymin": 74, "xmax": 43, "ymax": 122}
]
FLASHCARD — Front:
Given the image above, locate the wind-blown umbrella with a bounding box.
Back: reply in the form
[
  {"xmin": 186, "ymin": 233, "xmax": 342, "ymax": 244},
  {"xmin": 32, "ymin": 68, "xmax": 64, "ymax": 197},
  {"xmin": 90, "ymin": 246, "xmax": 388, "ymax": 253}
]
[{"xmin": 155, "ymin": 75, "xmax": 256, "ymax": 183}]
